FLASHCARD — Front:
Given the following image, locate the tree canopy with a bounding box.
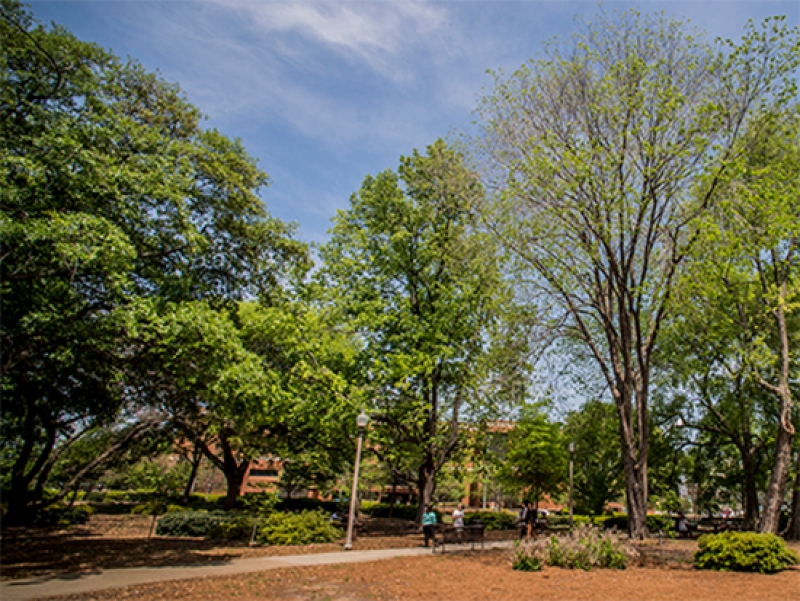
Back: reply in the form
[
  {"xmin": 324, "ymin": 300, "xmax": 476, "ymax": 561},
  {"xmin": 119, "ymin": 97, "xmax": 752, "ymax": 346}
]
[
  {"xmin": 0, "ymin": 0, "xmax": 307, "ymax": 523},
  {"xmin": 476, "ymin": 9, "xmax": 799, "ymax": 537}
]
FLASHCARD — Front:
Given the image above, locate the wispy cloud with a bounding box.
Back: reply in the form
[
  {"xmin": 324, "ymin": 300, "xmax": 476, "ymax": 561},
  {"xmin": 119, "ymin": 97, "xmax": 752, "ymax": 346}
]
[{"xmin": 215, "ymin": 0, "xmax": 448, "ymax": 79}]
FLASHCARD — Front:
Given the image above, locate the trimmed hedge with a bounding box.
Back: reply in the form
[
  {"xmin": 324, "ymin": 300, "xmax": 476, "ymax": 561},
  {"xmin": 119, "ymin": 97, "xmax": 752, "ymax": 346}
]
[
  {"xmin": 600, "ymin": 514, "xmax": 672, "ymax": 533},
  {"xmin": 155, "ymin": 511, "xmax": 228, "ymax": 537},
  {"xmin": 695, "ymin": 532, "xmax": 799, "ymax": 574},
  {"xmin": 360, "ymin": 502, "xmax": 419, "ymax": 521},
  {"xmin": 546, "ymin": 514, "xmax": 593, "ymax": 527},
  {"xmin": 464, "ymin": 511, "xmax": 516, "ymax": 531}
]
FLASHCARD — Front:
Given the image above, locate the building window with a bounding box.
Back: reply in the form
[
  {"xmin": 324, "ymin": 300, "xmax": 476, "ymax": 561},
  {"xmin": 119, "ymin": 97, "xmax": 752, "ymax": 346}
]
[{"xmin": 249, "ymin": 468, "xmax": 279, "ymax": 478}]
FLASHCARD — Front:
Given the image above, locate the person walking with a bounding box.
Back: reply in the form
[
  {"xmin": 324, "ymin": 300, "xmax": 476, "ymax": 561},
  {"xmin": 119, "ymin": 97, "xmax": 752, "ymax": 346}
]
[
  {"xmin": 452, "ymin": 503, "xmax": 465, "ymax": 541},
  {"xmin": 422, "ymin": 505, "xmax": 437, "ymax": 548},
  {"xmin": 517, "ymin": 502, "xmax": 529, "ymax": 540}
]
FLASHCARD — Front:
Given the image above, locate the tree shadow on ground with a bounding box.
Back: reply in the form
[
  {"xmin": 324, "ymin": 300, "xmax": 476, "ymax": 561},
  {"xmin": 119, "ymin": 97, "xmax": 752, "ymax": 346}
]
[{"xmin": 0, "ymin": 533, "xmax": 245, "ymax": 580}]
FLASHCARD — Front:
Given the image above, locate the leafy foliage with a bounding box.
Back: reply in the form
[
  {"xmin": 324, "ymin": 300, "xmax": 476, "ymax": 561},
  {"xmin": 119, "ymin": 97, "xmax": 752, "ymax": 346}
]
[
  {"xmin": 155, "ymin": 511, "xmax": 228, "ymax": 537},
  {"xmin": 208, "ymin": 514, "xmax": 256, "ymax": 541},
  {"xmin": 513, "ymin": 525, "xmax": 637, "ymax": 571},
  {"xmin": 256, "ymin": 510, "xmax": 341, "ymax": 546},
  {"xmin": 564, "ymin": 401, "xmax": 623, "ymax": 516},
  {"xmin": 0, "ymin": 0, "xmax": 306, "ymax": 524},
  {"xmin": 496, "ymin": 404, "xmax": 566, "ymax": 510},
  {"xmin": 360, "ymin": 502, "xmax": 420, "ymax": 521},
  {"xmin": 319, "ymin": 139, "xmax": 523, "ymax": 519},
  {"xmin": 464, "ymin": 511, "xmax": 516, "ymax": 531},
  {"xmin": 477, "ymin": 8, "xmax": 799, "ymax": 538},
  {"xmin": 512, "ymin": 544, "xmax": 543, "ymax": 572},
  {"xmin": 695, "ymin": 532, "xmax": 799, "ymax": 573}
]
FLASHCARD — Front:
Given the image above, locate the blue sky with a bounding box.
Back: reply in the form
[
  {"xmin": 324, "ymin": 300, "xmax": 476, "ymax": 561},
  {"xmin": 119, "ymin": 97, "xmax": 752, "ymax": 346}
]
[{"xmin": 28, "ymin": 1, "xmax": 800, "ymax": 245}]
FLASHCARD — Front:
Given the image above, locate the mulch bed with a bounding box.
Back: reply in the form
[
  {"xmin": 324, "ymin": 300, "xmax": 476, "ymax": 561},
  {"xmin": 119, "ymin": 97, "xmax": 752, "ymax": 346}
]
[
  {"xmin": 0, "ymin": 514, "xmax": 516, "ymax": 581},
  {"xmin": 25, "ymin": 549, "xmax": 800, "ymax": 601},
  {"xmin": 3, "ymin": 515, "xmax": 798, "ymax": 601}
]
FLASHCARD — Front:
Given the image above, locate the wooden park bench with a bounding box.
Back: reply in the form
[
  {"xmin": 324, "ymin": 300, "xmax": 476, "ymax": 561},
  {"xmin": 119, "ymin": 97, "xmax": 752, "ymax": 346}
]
[{"xmin": 433, "ymin": 522, "xmax": 485, "ymax": 553}]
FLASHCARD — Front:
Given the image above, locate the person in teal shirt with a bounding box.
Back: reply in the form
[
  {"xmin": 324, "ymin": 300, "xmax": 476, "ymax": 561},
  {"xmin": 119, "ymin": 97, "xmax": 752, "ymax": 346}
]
[{"xmin": 422, "ymin": 505, "xmax": 437, "ymax": 548}]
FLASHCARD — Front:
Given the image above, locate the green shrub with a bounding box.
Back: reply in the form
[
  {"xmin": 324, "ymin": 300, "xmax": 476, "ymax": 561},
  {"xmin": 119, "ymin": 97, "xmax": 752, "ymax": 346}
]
[
  {"xmin": 464, "ymin": 511, "xmax": 516, "ymax": 531},
  {"xmin": 242, "ymin": 493, "xmax": 279, "ymax": 516},
  {"xmin": 130, "ymin": 499, "xmax": 169, "ymax": 515},
  {"xmin": 32, "ymin": 503, "xmax": 94, "ymax": 527},
  {"xmin": 360, "ymin": 502, "xmax": 418, "ymax": 521},
  {"xmin": 546, "ymin": 514, "xmax": 592, "ymax": 527},
  {"xmin": 512, "ymin": 525, "xmax": 637, "ymax": 571},
  {"xmin": 155, "ymin": 511, "xmax": 228, "ymax": 537},
  {"xmin": 208, "ymin": 515, "xmax": 256, "ymax": 541},
  {"xmin": 512, "ymin": 542, "xmax": 543, "ymax": 572},
  {"xmin": 694, "ymin": 532, "xmax": 799, "ymax": 574},
  {"xmin": 256, "ymin": 510, "xmax": 342, "ymax": 546},
  {"xmin": 599, "ymin": 514, "xmax": 671, "ymax": 533}
]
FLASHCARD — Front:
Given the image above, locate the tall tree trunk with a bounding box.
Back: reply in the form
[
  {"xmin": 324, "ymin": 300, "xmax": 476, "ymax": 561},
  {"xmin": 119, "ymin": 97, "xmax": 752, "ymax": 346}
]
[
  {"xmin": 740, "ymin": 449, "xmax": 760, "ymax": 531},
  {"xmin": 182, "ymin": 442, "xmax": 202, "ymax": 503},
  {"xmin": 615, "ymin": 386, "xmax": 649, "ymax": 539},
  {"xmin": 760, "ymin": 422, "xmax": 793, "ymax": 533},
  {"xmin": 388, "ymin": 473, "xmax": 398, "ymax": 519},
  {"xmin": 415, "ymin": 460, "xmax": 436, "ymax": 523},
  {"xmin": 785, "ymin": 451, "xmax": 800, "ymax": 541},
  {"xmin": 759, "ymin": 290, "xmax": 795, "ymax": 534},
  {"xmin": 198, "ymin": 434, "xmax": 248, "ymax": 511}
]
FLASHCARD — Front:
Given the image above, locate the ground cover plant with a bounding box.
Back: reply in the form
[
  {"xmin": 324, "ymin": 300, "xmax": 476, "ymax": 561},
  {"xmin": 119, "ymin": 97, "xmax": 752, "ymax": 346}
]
[
  {"xmin": 512, "ymin": 524, "xmax": 638, "ymax": 571},
  {"xmin": 694, "ymin": 532, "xmax": 799, "ymax": 573}
]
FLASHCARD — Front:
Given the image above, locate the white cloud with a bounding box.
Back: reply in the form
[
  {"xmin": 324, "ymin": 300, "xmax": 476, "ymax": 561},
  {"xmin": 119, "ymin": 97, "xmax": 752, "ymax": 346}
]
[{"xmin": 214, "ymin": 0, "xmax": 448, "ymax": 78}]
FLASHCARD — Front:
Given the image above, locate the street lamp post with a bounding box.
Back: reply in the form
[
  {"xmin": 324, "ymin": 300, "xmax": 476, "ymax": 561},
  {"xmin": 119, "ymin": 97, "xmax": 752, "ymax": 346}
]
[
  {"xmin": 344, "ymin": 410, "xmax": 369, "ymax": 550},
  {"xmin": 568, "ymin": 442, "xmax": 575, "ymax": 530}
]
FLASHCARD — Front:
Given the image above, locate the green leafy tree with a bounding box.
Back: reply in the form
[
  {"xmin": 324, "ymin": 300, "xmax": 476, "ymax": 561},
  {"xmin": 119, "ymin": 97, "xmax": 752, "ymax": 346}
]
[
  {"xmin": 564, "ymin": 401, "xmax": 624, "ymax": 516},
  {"xmin": 476, "ymin": 10, "xmax": 798, "ymax": 537},
  {"xmin": 662, "ymin": 105, "xmax": 800, "ymax": 532},
  {"xmin": 320, "ymin": 140, "xmax": 520, "ymax": 520},
  {"xmin": 497, "ymin": 404, "xmax": 566, "ymax": 514},
  {"xmin": 0, "ymin": 1, "xmax": 306, "ymax": 523}
]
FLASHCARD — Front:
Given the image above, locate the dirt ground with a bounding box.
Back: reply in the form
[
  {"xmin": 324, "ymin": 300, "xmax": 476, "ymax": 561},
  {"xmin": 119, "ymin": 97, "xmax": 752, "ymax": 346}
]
[
  {"xmin": 0, "ymin": 515, "xmax": 430, "ymax": 581},
  {"xmin": 3, "ymin": 515, "xmax": 799, "ymax": 601}
]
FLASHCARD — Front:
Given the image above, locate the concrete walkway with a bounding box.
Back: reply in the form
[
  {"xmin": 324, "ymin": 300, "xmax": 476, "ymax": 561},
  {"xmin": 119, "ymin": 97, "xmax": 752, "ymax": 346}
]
[{"xmin": 1, "ymin": 541, "xmax": 513, "ymax": 600}]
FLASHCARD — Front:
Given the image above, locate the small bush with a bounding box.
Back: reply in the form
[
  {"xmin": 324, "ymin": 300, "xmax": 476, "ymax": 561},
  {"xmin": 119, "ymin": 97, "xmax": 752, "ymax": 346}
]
[
  {"xmin": 130, "ymin": 499, "xmax": 169, "ymax": 515},
  {"xmin": 360, "ymin": 502, "xmax": 418, "ymax": 521},
  {"xmin": 208, "ymin": 515, "xmax": 256, "ymax": 541},
  {"xmin": 155, "ymin": 511, "xmax": 227, "ymax": 537},
  {"xmin": 512, "ymin": 525, "xmax": 637, "ymax": 571},
  {"xmin": 32, "ymin": 503, "xmax": 94, "ymax": 527},
  {"xmin": 512, "ymin": 542, "xmax": 543, "ymax": 572},
  {"xmin": 546, "ymin": 514, "xmax": 593, "ymax": 528},
  {"xmin": 464, "ymin": 511, "xmax": 516, "ymax": 531},
  {"xmin": 256, "ymin": 510, "xmax": 342, "ymax": 546},
  {"xmin": 695, "ymin": 532, "xmax": 799, "ymax": 574},
  {"xmin": 599, "ymin": 514, "xmax": 671, "ymax": 533}
]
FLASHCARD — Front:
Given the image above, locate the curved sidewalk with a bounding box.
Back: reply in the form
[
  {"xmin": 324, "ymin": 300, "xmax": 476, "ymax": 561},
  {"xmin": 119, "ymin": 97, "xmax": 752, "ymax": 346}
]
[{"xmin": 1, "ymin": 541, "xmax": 513, "ymax": 600}]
